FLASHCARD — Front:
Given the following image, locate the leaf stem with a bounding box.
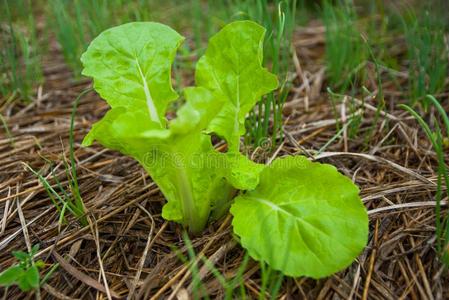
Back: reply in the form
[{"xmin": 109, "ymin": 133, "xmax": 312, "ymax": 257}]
[{"xmin": 175, "ymin": 165, "xmax": 206, "ymax": 235}]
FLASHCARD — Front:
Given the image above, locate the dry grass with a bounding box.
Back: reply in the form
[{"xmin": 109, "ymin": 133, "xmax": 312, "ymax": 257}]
[{"xmin": 1, "ymin": 21, "xmax": 448, "ymax": 299}]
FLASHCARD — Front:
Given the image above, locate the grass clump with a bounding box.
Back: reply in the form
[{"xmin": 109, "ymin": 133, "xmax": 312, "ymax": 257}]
[
  {"xmin": 49, "ymin": 0, "xmax": 86, "ymax": 77},
  {"xmin": 403, "ymin": 9, "xmax": 448, "ymax": 108},
  {"xmin": 322, "ymin": 0, "xmax": 367, "ymax": 92},
  {"xmin": 1, "ymin": 0, "xmax": 42, "ymax": 101}
]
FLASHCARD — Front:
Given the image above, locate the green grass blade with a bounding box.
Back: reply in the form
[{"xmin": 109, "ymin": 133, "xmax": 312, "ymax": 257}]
[
  {"xmin": 426, "ymin": 95, "xmax": 449, "ymax": 136},
  {"xmin": 400, "ymin": 104, "xmax": 446, "ymax": 255},
  {"xmin": 68, "ymin": 89, "xmax": 92, "ymax": 226}
]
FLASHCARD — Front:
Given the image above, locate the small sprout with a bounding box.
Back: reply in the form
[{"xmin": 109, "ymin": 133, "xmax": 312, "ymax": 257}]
[{"xmin": 0, "ymin": 244, "xmax": 47, "ymax": 292}]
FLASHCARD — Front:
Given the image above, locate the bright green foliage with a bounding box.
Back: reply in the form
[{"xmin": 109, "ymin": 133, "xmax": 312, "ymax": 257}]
[
  {"xmin": 216, "ymin": 0, "xmax": 298, "ymax": 148},
  {"xmin": 82, "ymin": 21, "xmax": 272, "ymax": 234},
  {"xmin": 0, "ymin": 244, "xmax": 45, "ymax": 292},
  {"xmin": 196, "ymin": 21, "xmax": 278, "ymax": 152},
  {"xmin": 223, "ymin": 153, "xmax": 264, "ymax": 190},
  {"xmin": 81, "ymin": 22, "xmax": 184, "ymax": 125},
  {"xmin": 82, "ymin": 21, "xmax": 368, "ymax": 277},
  {"xmin": 231, "ymin": 156, "xmax": 368, "ymax": 278}
]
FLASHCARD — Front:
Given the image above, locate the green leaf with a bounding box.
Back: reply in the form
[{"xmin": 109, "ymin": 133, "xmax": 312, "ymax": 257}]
[
  {"xmin": 223, "ymin": 153, "xmax": 264, "ymax": 190},
  {"xmin": 31, "ymin": 244, "xmax": 40, "ymax": 255},
  {"xmin": 83, "ymin": 108, "xmax": 230, "ymax": 234},
  {"xmin": 12, "ymin": 251, "xmax": 28, "ymax": 262},
  {"xmin": 16, "ymin": 265, "xmax": 40, "ymax": 292},
  {"xmin": 17, "ymin": 277, "xmax": 32, "ymax": 292},
  {"xmin": 23, "ymin": 265, "xmax": 40, "ymax": 289},
  {"xmin": 82, "ymin": 107, "xmax": 159, "ymax": 159},
  {"xmin": 230, "ymin": 156, "xmax": 369, "ymax": 278},
  {"xmin": 172, "ymin": 87, "xmax": 225, "ymax": 134},
  {"xmin": 81, "ymin": 22, "xmax": 184, "ymax": 126},
  {"xmin": 149, "ymin": 135, "xmax": 232, "ymax": 234},
  {"xmin": 80, "ymin": 22, "xmax": 239, "ymax": 234},
  {"xmin": 195, "ymin": 21, "xmax": 278, "ymax": 152},
  {"xmin": 81, "ymin": 21, "xmax": 276, "ymax": 235},
  {"xmin": 0, "ymin": 266, "xmax": 24, "ymax": 287}
]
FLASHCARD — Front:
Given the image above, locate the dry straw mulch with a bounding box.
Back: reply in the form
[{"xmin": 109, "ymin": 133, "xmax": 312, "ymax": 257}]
[{"xmin": 1, "ymin": 21, "xmax": 448, "ymax": 299}]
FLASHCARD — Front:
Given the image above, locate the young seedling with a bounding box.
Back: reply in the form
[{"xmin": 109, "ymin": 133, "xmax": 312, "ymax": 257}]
[
  {"xmin": 81, "ymin": 21, "xmax": 369, "ymax": 278},
  {"xmin": 0, "ymin": 244, "xmax": 45, "ymax": 292}
]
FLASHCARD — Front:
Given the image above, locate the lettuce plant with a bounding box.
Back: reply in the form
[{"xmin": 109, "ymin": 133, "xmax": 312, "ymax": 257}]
[{"xmin": 81, "ymin": 21, "xmax": 368, "ymax": 278}]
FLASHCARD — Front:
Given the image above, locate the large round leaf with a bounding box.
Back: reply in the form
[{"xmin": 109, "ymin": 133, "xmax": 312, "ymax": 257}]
[{"xmin": 230, "ymin": 156, "xmax": 368, "ymax": 278}]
